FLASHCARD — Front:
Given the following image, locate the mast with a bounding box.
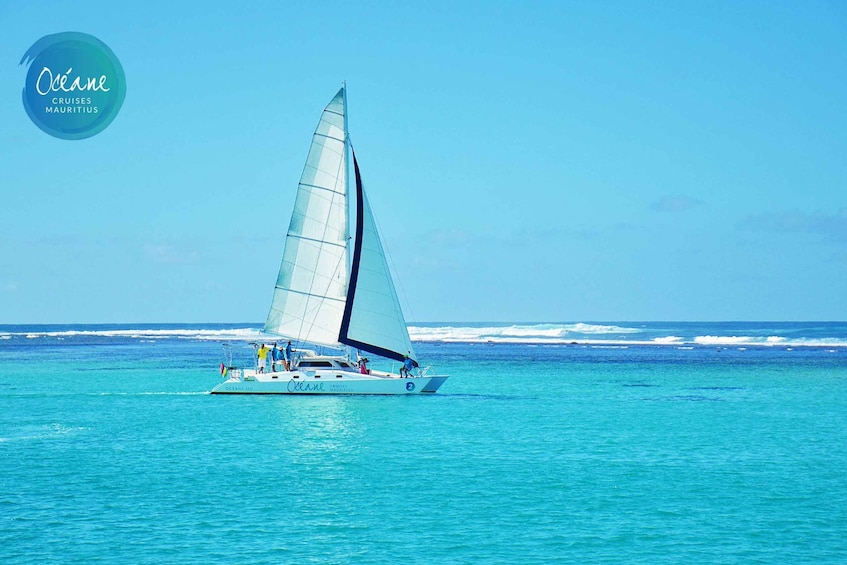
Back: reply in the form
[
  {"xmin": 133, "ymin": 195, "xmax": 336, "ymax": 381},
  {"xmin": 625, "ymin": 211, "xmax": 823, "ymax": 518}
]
[{"xmin": 342, "ymin": 82, "xmax": 351, "ymax": 272}]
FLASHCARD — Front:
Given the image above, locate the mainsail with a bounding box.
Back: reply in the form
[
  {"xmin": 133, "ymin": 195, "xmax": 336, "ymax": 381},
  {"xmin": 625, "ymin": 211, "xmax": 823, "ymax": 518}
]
[
  {"xmin": 264, "ymin": 86, "xmax": 416, "ymax": 362},
  {"xmin": 264, "ymin": 88, "xmax": 349, "ymax": 346}
]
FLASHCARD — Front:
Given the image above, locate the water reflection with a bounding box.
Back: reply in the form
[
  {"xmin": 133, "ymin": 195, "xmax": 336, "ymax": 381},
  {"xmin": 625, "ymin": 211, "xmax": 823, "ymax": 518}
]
[{"xmin": 268, "ymin": 396, "xmax": 367, "ymax": 460}]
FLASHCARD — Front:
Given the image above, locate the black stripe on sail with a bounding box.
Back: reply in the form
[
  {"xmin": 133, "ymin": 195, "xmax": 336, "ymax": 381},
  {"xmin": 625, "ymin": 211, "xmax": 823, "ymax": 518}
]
[{"xmin": 338, "ymin": 148, "xmax": 407, "ymax": 363}]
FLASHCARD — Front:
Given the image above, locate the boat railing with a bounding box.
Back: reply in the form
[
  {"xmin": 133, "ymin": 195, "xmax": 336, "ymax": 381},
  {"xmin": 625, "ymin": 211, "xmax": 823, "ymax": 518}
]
[{"xmin": 223, "ymin": 368, "xmax": 243, "ymax": 381}]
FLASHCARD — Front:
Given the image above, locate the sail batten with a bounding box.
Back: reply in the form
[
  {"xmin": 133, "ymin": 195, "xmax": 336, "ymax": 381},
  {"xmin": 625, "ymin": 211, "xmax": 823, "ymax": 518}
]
[
  {"xmin": 287, "ymin": 234, "xmax": 347, "ymax": 248},
  {"xmin": 272, "ymin": 287, "xmax": 346, "ymax": 301},
  {"xmin": 298, "ymin": 183, "xmax": 345, "ymax": 195},
  {"xmin": 314, "ymin": 133, "xmax": 345, "ymax": 143}
]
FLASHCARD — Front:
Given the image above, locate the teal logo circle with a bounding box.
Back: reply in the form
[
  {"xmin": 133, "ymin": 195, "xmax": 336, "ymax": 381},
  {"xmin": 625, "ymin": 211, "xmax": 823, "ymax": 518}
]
[
  {"xmin": 406, "ymin": 382, "xmax": 415, "ymax": 391},
  {"xmin": 20, "ymin": 32, "xmax": 126, "ymax": 140}
]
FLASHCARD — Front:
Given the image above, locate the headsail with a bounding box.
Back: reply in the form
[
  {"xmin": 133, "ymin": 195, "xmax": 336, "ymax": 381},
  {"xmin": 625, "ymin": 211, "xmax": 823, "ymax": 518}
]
[
  {"xmin": 339, "ymin": 150, "xmax": 416, "ymax": 362},
  {"xmin": 264, "ymin": 88, "xmax": 349, "ymax": 346}
]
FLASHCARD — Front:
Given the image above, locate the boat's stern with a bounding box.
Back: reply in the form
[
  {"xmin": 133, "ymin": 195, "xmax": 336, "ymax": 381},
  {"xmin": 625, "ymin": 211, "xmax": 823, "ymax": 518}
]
[{"xmin": 210, "ymin": 368, "xmax": 250, "ymax": 394}]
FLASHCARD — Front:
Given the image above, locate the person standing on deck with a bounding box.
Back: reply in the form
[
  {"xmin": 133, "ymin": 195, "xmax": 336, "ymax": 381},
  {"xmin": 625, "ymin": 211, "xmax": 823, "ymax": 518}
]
[
  {"xmin": 284, "ymin": 340, "xmax": 293, "ymax": 371},
  {"xmin": 257, "ymin": 344, "xmax": 269, "ymax": 373},
  {"xmin": 405, "ymin": 354, "xmax": 419, "ymax": 377},
  {"xmin": 401, "ymin": 354, "xmax": 415, "ymax": 377},
  {"xmin": 271, "ymin": 343, "xmax": 283, "ymax": 372}
]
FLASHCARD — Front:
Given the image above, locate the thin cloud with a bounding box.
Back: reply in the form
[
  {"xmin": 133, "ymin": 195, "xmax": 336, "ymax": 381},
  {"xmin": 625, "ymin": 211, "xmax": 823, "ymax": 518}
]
[
  {"xmin": 426, "ymin": 229, "xmax": 476, "ymax": 246},
  {"xmin": 741, "ymin": 209, "xmax": 847, "ymax": 242},
  {"xmin": 827, "ymin": 248, "xmax": 847, "ymax": 263},
  {"xmin": 501, "ymin": 227, "xmax": 599, "ymax": 245},
  {"xmin": 651, "ymin": 195, "xmax": 705, "ymax": 213},
  {"xmin": 144, "ymin": 244, "xmax": 200, "ymax": 264}
]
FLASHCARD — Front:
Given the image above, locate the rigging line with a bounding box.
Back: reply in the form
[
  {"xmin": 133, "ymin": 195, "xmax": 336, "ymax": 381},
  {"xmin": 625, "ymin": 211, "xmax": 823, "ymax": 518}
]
[
  {"xmin": 364, "ymin": 166, "xmax": 418, "ymax": 350},
  {"xmin": 341, "ymin": 147, "xmax": 414, "ymax": 362}
]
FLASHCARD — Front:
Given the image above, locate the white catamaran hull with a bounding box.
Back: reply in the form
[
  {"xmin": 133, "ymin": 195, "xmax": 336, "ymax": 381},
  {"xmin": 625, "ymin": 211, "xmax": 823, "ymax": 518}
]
[{"xmin": 211, "ymin": 369, "xmax": 448, "ymax": 395}]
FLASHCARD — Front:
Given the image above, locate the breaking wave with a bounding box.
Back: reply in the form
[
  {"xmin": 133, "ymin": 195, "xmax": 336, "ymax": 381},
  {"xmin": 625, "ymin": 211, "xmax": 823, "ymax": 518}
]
[
  {"xmin": 653, "ymin": 336, "xmax": 683, "ymax": 344},
  {"xmin": 406, "ymin": 324, "xmax": 847, "ymax": 347},
  {"xmin": 4, "ymin": 327, "xmax": 266, "ymax": 342},
  {"xmin": 2, "ymin": 323, "xmax": 845, "ymax": 348},
  {"xmin": 408, "ymin": 323, "xmax": 641, "ymax": 343},
  {"xmin": 693, "ymin": 335, "xmax": 847, "ymax": 347}
]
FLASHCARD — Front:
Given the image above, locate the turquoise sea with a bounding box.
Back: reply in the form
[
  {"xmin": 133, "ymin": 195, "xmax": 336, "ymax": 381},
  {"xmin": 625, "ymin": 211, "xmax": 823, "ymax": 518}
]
[{"xmin": 2, "ymin": 322, "xmax": 846, "ymax": 563}]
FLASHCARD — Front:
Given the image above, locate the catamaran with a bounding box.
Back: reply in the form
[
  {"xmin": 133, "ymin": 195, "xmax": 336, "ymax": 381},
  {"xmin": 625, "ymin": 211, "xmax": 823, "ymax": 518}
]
[{"xmin": 211, "ymin": 86, "xmax": 448, "ymax": 395}]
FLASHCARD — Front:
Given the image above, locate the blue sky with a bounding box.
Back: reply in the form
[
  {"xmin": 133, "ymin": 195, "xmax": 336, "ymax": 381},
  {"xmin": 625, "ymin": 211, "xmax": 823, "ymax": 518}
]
[{"xmin": 1, "ymin": 1, "xmax": 845, "ymax": 323}]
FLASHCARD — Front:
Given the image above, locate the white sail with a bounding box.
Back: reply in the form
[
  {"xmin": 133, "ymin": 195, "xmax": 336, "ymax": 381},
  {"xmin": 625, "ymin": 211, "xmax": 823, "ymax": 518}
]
[
  {"xmin": 339, "ymin": 152, "xmax": 416, "ymax": 361},
  {"xmin": 264, "ymin": 88, "xmax": 348, "ymax": 346}
]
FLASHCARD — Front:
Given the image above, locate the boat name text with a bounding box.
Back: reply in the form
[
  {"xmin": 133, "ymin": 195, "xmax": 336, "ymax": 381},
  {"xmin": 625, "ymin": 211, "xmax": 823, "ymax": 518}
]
[{"xmin": 287, "ymin": 381, "xmax": 326, "ymax": 393}]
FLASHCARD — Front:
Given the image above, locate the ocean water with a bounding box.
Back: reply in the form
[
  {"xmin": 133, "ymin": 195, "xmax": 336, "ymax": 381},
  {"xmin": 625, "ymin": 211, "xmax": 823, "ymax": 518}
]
[{"xmin": 2, "ymin": 322, "xmax": 846, "ymax": 563}]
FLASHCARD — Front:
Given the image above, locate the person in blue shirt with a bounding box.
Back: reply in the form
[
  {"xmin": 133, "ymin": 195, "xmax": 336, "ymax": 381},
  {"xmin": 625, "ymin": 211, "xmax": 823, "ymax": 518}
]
[
  {"xmin": 284, "ymin": 340, "xmax": 293, "ymax": 371},
  {"xmin": 400, "ymin": 354, "xmax": 418, "ymax": 377},
  {"xmin": 271, "ymin": 343, "xmax": 283, "ymax": 372}
]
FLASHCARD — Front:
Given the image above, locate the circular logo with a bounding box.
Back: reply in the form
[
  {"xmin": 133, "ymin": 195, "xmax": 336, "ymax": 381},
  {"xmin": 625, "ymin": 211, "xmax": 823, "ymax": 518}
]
[
  {"xmin": 20, "ymin": 32, "xmax": 126, "ymax": 140},
  {"xmin": 406, "ymin": 381, "xmax": 415, "ymax": 392}
]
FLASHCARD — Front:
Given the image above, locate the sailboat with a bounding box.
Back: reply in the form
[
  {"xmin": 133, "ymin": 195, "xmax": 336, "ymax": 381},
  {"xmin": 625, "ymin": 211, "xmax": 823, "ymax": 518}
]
[{"xmin": 211, "ymin": 86, "xmax": 448, "ymax": 395}]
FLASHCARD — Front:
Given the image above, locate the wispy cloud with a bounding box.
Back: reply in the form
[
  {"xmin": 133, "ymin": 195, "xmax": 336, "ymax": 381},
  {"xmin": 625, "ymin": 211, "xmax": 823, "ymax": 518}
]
[
  {"xmin": 651, "ymin": 195, "xmax": 705, "ymax": 213},
  {"xmin": 144, "ymin": 244, "xmax": 200, "ymax": 264},
  {"xmin": 419, "ymin": 225, "xmax": 615, "ymax": 251},
  {"xmin": 741, "ymin": 209, "xmax": 847, "ymax": 243},
  {"xmin": 425, "ymin": 229, "xmax": 476, "ymax": 246},
  {"xmin": 826, "ymin": 248, "xmax": 847, "ymax": 263}
]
